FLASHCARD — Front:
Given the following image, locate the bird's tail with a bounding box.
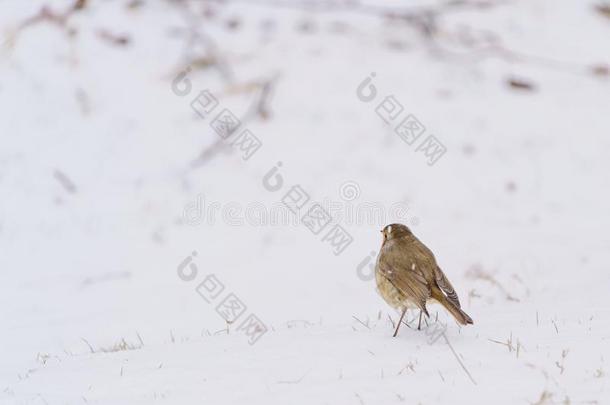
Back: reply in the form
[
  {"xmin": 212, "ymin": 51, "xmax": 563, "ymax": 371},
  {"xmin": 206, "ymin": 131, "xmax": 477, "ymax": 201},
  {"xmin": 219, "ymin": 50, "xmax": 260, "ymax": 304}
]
[{"xmin": 432, "ymin": 289, "xmax": 473, "ymax": 325}]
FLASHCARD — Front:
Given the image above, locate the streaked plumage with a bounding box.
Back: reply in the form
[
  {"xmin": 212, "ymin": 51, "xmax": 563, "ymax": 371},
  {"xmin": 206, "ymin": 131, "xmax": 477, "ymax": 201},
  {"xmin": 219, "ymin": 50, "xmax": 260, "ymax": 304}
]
[{"xmin": 375, "ymin": 223, "xmax": 473, "ymax": 333}]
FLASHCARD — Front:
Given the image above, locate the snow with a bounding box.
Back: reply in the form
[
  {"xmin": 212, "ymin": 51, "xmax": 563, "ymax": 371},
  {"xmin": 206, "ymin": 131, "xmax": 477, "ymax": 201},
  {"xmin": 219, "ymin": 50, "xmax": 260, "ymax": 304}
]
[{"xmin": 1, "ymin": 0, "xmax": 609, "ymax": 404}]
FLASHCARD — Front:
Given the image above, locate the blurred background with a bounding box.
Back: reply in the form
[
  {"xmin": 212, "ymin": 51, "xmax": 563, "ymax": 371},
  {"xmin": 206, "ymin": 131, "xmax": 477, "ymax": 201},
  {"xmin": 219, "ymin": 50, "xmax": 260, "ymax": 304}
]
[{"xmin": 1, "ymin": 0, "xmax": 609, "ymax": 404}]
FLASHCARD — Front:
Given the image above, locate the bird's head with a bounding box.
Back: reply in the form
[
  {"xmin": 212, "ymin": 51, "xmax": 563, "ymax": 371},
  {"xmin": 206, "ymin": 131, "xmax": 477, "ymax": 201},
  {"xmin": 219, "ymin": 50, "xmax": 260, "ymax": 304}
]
[{"xmin": 380, "ymin": 223, "xmax": 412, "ymax": 242}]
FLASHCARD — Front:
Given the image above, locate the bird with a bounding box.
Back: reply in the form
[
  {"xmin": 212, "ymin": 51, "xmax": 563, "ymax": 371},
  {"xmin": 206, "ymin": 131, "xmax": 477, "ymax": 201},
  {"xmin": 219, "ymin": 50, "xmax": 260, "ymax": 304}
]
[{"xmin": 375, "ymin": 223, "xmax": 473, "ymax": 337}]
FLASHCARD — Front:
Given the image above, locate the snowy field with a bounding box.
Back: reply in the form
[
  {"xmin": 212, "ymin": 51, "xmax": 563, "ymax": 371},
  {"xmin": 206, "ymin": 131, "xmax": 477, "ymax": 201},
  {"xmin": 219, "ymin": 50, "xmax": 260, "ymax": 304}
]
[{"xmin": 1, "ymin": 0, "xmax": 610, "ymax": 404}]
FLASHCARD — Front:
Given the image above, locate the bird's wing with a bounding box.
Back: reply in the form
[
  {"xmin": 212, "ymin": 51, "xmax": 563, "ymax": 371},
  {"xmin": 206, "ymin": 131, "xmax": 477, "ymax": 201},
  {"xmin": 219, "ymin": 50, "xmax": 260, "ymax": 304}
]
[
  {"xmin": 378, "ymin": 243, "xmax": 431, "ymax": 315},
  {"xmin": 434, "ymin": 266, "xmax": 461, "ymax": 308}
]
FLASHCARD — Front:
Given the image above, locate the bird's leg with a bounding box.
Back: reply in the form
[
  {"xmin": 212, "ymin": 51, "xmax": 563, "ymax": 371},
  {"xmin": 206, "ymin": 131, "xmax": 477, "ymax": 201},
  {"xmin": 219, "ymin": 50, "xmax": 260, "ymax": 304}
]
[
  {"xmin": 417, "ymin": 310, "xmax": 422, "ymax": 331},
  {"xmin": 393, "ymin": 307, "xmax": 408, "ymax": 337}
]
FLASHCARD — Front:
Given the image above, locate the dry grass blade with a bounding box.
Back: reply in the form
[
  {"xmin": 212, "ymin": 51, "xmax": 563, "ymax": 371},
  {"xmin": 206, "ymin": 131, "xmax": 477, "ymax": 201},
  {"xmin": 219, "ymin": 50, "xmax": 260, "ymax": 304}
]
[
  {"xmin": 53, "ymin": 170, "xmax": 77, "ymax": 194},
  {"xmin": 99, "ymin": 338, "xmax": 142, "ymax": 353},
  {"xmin": 352, "ymin": 315, "xmax": 371, "ymax": 329},
  {"xmin": 507, "ymin": 77, "xmax": 535, "ymax": 91}
]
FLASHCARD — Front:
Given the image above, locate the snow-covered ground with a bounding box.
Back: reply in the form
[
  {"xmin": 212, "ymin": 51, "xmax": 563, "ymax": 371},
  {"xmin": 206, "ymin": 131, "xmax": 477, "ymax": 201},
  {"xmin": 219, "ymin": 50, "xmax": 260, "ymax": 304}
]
[{"xmin": 1, "ymin": 0, "xmax": 610, "ymax": 404}]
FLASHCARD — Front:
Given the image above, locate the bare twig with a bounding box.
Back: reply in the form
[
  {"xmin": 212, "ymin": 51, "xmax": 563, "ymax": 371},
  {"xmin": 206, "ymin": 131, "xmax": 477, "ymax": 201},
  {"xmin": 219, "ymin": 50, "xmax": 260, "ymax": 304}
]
[
  {"xmin": 97, "ymin": 29, "xmax": 130, "ymax": 46},
  {"xmin": 53, "ymin": 170, "xmax": 77, "ymax": 194},
  {"xmin": 13, "ymin": 0, "xmax": 86, "ymax": 41}
]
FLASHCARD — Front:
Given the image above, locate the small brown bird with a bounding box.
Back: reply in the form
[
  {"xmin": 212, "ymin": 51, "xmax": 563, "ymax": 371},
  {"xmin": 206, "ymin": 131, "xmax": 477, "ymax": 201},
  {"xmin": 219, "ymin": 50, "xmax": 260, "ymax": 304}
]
[{"xmin": 375, "ymin": 223, "xmax": 473, "ymax": 336}]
